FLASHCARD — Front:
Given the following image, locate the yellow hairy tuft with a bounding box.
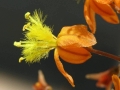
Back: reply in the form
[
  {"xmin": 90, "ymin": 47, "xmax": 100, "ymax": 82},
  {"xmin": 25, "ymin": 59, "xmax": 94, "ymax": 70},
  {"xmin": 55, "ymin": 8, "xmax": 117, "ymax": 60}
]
[{"xmin": 14, "ymin": 10, "xmax": 57, "ymax": 63}]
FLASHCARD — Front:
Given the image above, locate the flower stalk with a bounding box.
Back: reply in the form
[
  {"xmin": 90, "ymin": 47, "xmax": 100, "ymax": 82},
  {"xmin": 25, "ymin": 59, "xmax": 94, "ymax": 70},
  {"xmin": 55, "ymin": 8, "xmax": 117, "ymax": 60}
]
[{"xmin": 85, "ymin": 47, "xmax": 120, "ymax": 61}]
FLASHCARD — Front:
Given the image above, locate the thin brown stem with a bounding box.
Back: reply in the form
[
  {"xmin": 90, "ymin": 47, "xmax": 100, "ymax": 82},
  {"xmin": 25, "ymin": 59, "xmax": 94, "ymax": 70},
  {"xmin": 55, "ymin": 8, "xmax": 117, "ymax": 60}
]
[{"xmin": 85, "ymin": 47, "xmax": 120, "ymax": 62}]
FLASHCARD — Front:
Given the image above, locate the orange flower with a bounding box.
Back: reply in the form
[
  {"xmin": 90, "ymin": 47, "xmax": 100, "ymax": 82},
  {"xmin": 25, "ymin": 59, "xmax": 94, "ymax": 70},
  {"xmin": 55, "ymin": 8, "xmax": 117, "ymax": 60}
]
[
  {"xmin": 54, "ymin": 24, "xmax": 97, "ymax": 87},
  {"xmin": 33, "ymin": 70, "xmax": 52, "ymax": 90},
  {"xmin": 112, "ymin": 74, "xmax": 120, "ymax": 90},
  {"xmin": 14, "ymin": 11, "xmax": 97, "ymax": 87},
  {"xmin": 86, "ymin": 65, "xmax": 120, "ymax": 90},
  {"xmin": 14, "ymin": 10, "xmax": 120, "ymax": 87},
  {"xmin": 84, "ymin": 0, "xmax": 120, "ymax": 34},
  {"xmin": 54, "ymin": 24, "xmax": 120, "ymax": 87}
]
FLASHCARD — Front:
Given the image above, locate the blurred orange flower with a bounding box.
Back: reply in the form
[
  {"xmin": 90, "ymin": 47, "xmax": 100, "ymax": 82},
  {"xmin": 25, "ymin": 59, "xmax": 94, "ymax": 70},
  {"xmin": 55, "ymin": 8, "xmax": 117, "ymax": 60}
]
[
  {"xmin": 33, "ymin": 70, "xmax": 52, "ymax": 90},
  {"xmin": 86, "ymin": 65, "xmax": 120, "ymax": 90},
  {"xmin": 112, "ymin": 74, "xmax": 120, "ymax": 90},
  {"xmin": 84, "ymin": 0, "xmax": 120, "ymax": 34}
]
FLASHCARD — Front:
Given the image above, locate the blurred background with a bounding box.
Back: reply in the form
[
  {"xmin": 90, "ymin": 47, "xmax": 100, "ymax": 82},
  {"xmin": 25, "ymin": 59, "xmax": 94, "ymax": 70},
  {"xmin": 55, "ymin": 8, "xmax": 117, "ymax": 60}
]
[{"xmin": 0, "ymin": 0, "xmax": 120, "ymax": 90}]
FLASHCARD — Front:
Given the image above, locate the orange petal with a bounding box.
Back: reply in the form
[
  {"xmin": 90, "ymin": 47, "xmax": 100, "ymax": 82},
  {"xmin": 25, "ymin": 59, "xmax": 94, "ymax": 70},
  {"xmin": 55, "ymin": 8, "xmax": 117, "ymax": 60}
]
[
  {"xmin": 38, "ymin": 70, "xmax": 47, "ymax": 86},
  {"xmin": 57, "ymin": 37, "xmax": 91, "ymax": 64},
  {"xmin": 101, "ymin": 14, "xmax": 119, "ymax": 24},
  {"xmin": 114, "ymin": 0, "xmax": 120, "ymax": 13},
  {"xmin": 112, "ymin": 74, "xmax": 120, "ymax": 90},
  {"xmin": 86, "ymin": 70, "xmax": 110, "ymax": 80},
  {"xmin": 90, "ymin": 0, "xmax": 116, "ymax": 16},
  {"xmin": 54, "ymin": 49, "xmax": 75, "ymax": 87},
  {"xmin": 33, "ymin": 82, "xmax": 44, "ymax": 90},
  {"xmin": 57, "ymin": 47, "xmax": 91, "ymax": 64},
  {"xmin": 90, "ymin": 0, "xmax": 119, "ymax": 24},
  {"xmin": 86, "ymin": 70, "xmax": 112, "ymax": 89},
  {"xmin": 57, "ymin": 25, "xmax": 97, "ymax": 47},
  {"xmin": 57, "ymin": 26, "xmax": 71, "ymax": 38},
  {"xmin": 33, "ymin": 70, "xmax": 48, "ymax": 90},
  {"xmin": 84, "ymin": 0, "xmax": 96, "ymax": 34}
]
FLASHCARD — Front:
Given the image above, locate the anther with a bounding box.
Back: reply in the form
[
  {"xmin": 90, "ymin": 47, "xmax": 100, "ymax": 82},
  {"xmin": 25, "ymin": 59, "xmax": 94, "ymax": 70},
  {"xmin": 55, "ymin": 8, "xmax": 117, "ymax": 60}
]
[
  {"xmin": 22, "ymin": 23, "xmax": 30, "ymax": 31},
  {"xmin": 14, "ymin": 41, "xmax": 22, "ymax": 47},
  {"xmin": 19, "ymin": 57, "xmax": 25, "ymax": 63},
  {"xmin": 25, "ymin": 12, "xmax": 31, "ymax": 19}
]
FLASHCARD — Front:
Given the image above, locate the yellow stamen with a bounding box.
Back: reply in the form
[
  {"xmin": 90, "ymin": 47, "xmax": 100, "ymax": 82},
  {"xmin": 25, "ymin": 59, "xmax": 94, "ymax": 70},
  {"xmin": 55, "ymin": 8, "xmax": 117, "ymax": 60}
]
[
  {"xmin": 25, "ymin": 12, "xmax": 30, "ymax": 19},
  {"xmin": 14, "ymin": 41, "xmax": 22, "ymax": 47},
  {"xmin": 22, "ymin": 23, "xmax": 31, "ymax": 31},
  {"xmin": 14, "ymin": 10, "xmax": 57, "ymax": 63},
  {"xmin": 19, "ymin": 57, "xmax": 25, "ymax": 63}
]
